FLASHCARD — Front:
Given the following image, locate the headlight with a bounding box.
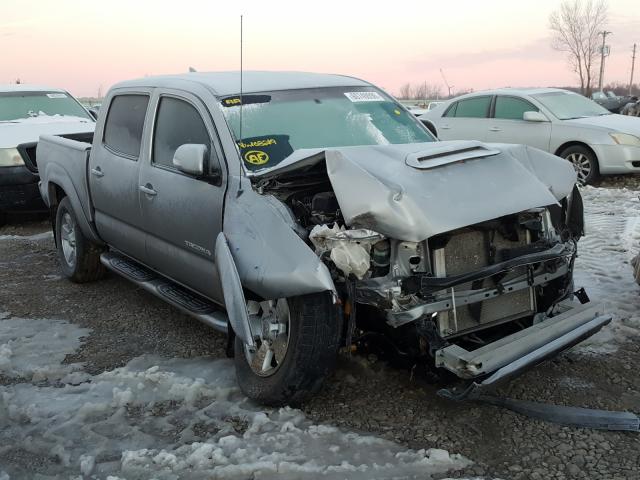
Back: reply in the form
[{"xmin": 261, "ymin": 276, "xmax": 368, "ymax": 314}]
[
  {"xmin": 610, "ymin": 133, "xmax": 640, "ymax": 146},
  {"xmin": 0, "ymin": 148, "xmax": 24, "ymax": 167}
]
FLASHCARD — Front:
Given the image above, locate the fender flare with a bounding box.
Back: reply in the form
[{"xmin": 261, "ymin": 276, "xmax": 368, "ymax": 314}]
[{"xmin": 215, "ymin": 232, "xmax": 255, "ymax": 347}]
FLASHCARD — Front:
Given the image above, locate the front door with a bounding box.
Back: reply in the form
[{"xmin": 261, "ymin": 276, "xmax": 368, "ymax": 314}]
[
  {"xmin": 138, "ymin": 91, "xmax": 227, "ymax": 303},
  {"xmin": 485, "ymin": 95, "xmax": 552, "ymax": 151}
]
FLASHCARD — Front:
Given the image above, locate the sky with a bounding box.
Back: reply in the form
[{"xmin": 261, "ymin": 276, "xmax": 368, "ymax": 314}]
[{"xmin": 1, "ymin": 0, "xmax": 638, "ymax": 98}]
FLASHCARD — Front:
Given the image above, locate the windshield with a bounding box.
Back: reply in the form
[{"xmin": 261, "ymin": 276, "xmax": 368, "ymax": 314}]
[
  {"xmin": 220, "ymin": 86, "xmax": 435, "ymax": 171},
  {"xmin": 0, "ymin": 91, "xmax": 93, "ymax": 122},
  {"xmin": 533, "ymin": 91, "xmax": 610, "ymax": 120}
]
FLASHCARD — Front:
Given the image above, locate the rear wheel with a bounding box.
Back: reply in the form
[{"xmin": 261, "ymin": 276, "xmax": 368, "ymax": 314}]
[
  {"xmin": 234, "ymin": 292, "xmax": 342, "ymax": 406},
  {"xmin": 55, "ymin": 196, "xmax": 105, "ymax": 283},
  {"xmin": 560, "ymin": 145, "xmax": 599, "ymax": 185}
]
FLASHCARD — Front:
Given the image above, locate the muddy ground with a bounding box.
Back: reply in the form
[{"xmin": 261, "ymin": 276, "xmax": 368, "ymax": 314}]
[{"xmin": 1, "ymin": 175, "xmax": 639, "ymax": 479}]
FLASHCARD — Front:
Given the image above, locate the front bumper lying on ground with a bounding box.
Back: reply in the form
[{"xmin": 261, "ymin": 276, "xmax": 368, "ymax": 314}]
[{"xmin": 436, "ymin": 302, "xmax": 611, "ymax": 381}]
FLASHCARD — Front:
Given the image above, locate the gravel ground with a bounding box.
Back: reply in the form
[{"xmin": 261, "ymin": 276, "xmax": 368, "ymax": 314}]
[{"xmin": 0, "ymin": 176, "xmax": 639, "ymax": 479}]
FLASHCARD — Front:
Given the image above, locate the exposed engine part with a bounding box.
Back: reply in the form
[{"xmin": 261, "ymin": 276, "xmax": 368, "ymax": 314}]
[
  {"xmin": 309, "ymin": 224, "xmax": 384, "ymax": 280},
  {"xmin": 371, "ymin": 240, "xmax": 390, "ymax": 277},
  {"xmin": 311, "ymin": 192, "xmax": 340, "ymax": 224}
]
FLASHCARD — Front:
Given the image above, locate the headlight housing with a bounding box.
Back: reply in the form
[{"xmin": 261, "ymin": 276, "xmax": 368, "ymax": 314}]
[
  {"xmin": 610, "ymin": 133, "xmax": 640, "ymax": 146},
  {"xmin": 0, "ymin": 148, "xmax": 24, "ymax": 167}
]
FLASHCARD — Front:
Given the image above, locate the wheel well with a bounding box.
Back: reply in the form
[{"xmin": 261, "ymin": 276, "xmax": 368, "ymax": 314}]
[
  {"xmin": 554, "ymin": 141, "xmax": 598, "ymax": 163},
  {"xmin": 47, "ymin": 183, "xmax": 66, "ymax": 246},
  {"xmin": 420, "ymin": 120, "xmax": 438, "ymax": 138}
]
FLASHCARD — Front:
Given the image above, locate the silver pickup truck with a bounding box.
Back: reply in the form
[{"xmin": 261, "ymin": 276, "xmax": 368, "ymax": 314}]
[{"xmin": 36, "ymin": 71, "xmax": 611, "ymax": 405}]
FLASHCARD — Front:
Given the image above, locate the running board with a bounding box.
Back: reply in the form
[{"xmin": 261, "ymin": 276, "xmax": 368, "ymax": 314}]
[
  {"xmin": 436, "ymin": 302, "xmax": 611, "ymax": 380},
  {"xmin": 100, "ymin": 251, "xmax": 228, "ymax": 333}
]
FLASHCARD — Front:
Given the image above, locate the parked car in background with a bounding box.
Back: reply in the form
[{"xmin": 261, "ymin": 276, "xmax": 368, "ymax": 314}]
[
  {"xmin": 427, "ymin": 101, "xmax": 442, "ymax": 110},
  {"xmin": 420, "ymin": 88, "xmax": 640, "ymax": 184},
  {"xmin": 0, "ymin": 85, "xmax": 95, "ymax": 224},
  {"xmin": 591, "ymin": 90, "xmax": 633, "ymax": 114},
  {"xmin": 405, "ymin": 105, "xmax": 429, "ymax": 116},
  {"xmin": 36, "ymin": 71, "xmax": 609, "ymax": 406}
]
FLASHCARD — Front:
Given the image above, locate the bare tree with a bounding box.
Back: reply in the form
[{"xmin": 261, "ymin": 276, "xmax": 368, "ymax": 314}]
[
  {"xmin": 398, "ymin": 83, "xmax": 413, "ymax": 99},
  {"xmin": 397, "ymin": 82, "xmax": 442, "ymax": 100},
  {"xmin": 549, "ymin": 0, "xmax": 608, "ymax": 96}
]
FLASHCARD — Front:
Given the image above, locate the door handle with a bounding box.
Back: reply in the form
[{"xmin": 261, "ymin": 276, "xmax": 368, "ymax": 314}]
[
  {"xmin": 90, "ymin": 167, "xmax": 104, "ymax": 177},
  {"xmin": 489, "ymin": 127, "xmax": 501, "ymax": 132},
  {"xmin": 139, "ymin": 184, "xmax": 157, "ymax": 196},
  {"xmin": 440, "ymin": 124, "xmax": 451, "ymax": 130}
]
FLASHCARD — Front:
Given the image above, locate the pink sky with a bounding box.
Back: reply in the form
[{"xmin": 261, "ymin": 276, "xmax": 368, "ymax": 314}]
[{"xmin": 1, "ymin": 0, "xmax": 638, "ymax": 97}]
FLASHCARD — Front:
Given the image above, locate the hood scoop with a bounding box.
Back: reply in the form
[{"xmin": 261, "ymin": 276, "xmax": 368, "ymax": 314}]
[{"xmin": 405, "ymin": 141, "xmax": 500, "ymax": 169}]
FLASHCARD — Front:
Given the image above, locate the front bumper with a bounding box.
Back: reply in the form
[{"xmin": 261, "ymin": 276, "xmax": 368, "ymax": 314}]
[
  {"xmin": 436, "ymin": 302, "xmax": 610, "ymax": 381},
  {"xmin": 591, "ymin": 144, "xmax": 640, "ymax": 174},
  {"xmin": 0, "ymin": 165, "xmax": 46, "ymax": 212}
]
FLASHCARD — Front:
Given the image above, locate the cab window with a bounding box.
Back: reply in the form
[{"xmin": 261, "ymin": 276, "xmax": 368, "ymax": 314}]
[
  {"xmin": 152, "ymin": 97, "xmax": 214, "ymax": 171},
  {"xmin": 103, "ymin": 94, "xmax": 149, "ymax": 158},
  {"xmin": 494, "ymin": 96, "xmax": 539, "ymax": 120}
]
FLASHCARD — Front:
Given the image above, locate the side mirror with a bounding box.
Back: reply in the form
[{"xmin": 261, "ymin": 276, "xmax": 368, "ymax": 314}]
[
  {"xmin": 87, "ymin": 108, "xmax": 99, "ymax": 121},
  {"xmin": 173, "ymin": 144, "xmax": 206, "ymax": 176},
  {"xmin": 523, "ymin": 111, "xmax": 548, "ymax": 122}
]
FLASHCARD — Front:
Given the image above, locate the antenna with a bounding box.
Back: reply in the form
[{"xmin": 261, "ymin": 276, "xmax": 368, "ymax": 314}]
[
  {"xmin": 236, "ymin": 14, "xmax": 245, "ymax": 197},
  {"xmin": 239, "ymin": 14, "xmax": 243, "ymax": 142}
]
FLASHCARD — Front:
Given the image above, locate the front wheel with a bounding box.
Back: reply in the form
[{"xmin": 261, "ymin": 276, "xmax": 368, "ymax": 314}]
[
  {"xmin": 55, "ymin": 196, "xmax": 105, "ymax": 283},
  {"xmin": 560, "ymin": 145, "xmax": 599, "ymax": 185},
  {"xmin": 234, "ymin": 292, "xmax": 342, "ymax": 406}
]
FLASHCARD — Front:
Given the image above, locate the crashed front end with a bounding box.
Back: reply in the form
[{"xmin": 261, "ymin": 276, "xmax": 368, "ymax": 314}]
[{"xmin": 252, "ymin": 141, "xmax": 611, "ymax": 389}]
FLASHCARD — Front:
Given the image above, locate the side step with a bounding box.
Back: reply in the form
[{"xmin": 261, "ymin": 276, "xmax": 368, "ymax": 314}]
[{"xmin": 101, "ymin": 251, "xmax": 228, "ymax": 333}]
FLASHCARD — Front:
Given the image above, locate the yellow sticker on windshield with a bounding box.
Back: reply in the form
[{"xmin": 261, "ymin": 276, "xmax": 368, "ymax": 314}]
[
  {"xmin": 394, "ymin": 109, "xmax": 401, "ymax": 115},
  {"xmin": 244, "ymin": 150, "xmax": 269, "ymax": 165}
]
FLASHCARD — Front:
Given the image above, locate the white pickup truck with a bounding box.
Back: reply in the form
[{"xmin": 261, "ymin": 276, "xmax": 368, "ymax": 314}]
[{"xmin": 36, "ymin": 71, "xmax": 611, "ymax": 405}]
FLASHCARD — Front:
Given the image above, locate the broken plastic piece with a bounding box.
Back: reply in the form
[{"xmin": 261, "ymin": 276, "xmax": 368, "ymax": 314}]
[{"xmin": 474, "ymin": 395, "xmax": 640, "ymax": 432}]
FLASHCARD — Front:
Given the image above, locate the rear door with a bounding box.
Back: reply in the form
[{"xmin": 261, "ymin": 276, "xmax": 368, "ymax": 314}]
[
  {"xmin": 139, "ymin": 90, "xmax": 227, "ymax": 303},
  {"xmin": 436, "ymin": 96, "xmax": 492, "ymax": 141},
  {"xmin": 89, "ymin": 92, "xmax": 150, "ymax": 261},
  {"xmin": 486, "ymin": 95, "xmax": 551, "ymax": 151}
]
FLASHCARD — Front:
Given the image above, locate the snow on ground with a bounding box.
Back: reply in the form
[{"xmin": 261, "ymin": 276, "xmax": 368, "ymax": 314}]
[
  {"xmin": 0, "ymin": 315, "xmax": 471, "ymax": 480},
  {"xmin": 0, "ymin": 231, "xmax": 53, "ymax": 242},
  {"xmin": 573, "ymin": 186, "xmax": 640, "ymax": 353}
]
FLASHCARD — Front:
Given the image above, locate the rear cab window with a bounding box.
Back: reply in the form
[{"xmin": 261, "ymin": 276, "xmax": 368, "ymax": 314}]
[
  {"xmin": 453, "ymin": 96, "xmax": 492, "ymax": 118},
  {"xmin": 494, "ymin": 96, "xmax": 538, "ymax": 120},
  {"xmin": 103, "ymin": 94, "xmax": 149, "ymax": 159}
]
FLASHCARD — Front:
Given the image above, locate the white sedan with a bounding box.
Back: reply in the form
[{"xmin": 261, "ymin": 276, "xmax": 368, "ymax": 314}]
[{"xmin": 419, "ymin": 88, "xmax": 640, "ymax": 184}]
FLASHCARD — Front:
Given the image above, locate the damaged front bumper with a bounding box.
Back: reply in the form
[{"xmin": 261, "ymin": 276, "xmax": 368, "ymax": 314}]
[{"xmin": 437, "ymin": 302, "xmax": 611, "ymax": 398}]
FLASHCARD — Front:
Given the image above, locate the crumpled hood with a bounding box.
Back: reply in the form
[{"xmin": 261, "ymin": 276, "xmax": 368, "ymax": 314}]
[
  {"xmin": 0, "ymin": 119, "xmax": 94, "ymax": 148},
  {"xmin": 255, "ymin": 141, "xmax": 577, "ymax": 242},
  {"xmin": 565, "ymin": 114, "xmax": 640, "ymax": 135}
]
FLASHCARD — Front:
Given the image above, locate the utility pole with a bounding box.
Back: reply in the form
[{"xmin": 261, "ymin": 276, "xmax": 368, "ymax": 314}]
[
  {"xmin": 598, "ymin": 31, "xmax": 612, "ymax": 91},
  {"xmin": 630, "ymin": 43, "xmax": 637, "ymax": 96}
]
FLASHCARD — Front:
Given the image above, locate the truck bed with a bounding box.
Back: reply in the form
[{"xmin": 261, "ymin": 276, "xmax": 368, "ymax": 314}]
[{"xmin": 36, "ymin": 134, "xmax": 95, "ymax": 235}]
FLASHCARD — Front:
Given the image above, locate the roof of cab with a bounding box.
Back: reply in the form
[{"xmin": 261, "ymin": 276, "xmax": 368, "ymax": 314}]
[
  {"xmin": 0, "ymin": 84, "xmax": 67, "ymax": 93},
  {"xmin": 112, "ymin": 71, "xmax": 371, "ymax": 96}
]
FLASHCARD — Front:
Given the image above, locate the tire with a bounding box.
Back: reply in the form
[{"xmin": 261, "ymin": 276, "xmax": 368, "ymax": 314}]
[
  {"xmin": 560, "ymin": 145, "xmax": 599, "ymax": 185},
  {"xmin": 234, "ymin": 292, "xmax": 342, "ymax": 406},
  {"xmin": 55, "ymin": 196, "xmax": 105, "ymax": 283}
]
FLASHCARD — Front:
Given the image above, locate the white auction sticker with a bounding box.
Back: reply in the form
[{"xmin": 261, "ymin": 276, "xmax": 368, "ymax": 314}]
[
  {"xmin": 344, "ymin": 91, "xmax": 385, "ymax": 102},
  {"xmin": 46, "ymin": 93, "xmax": 67, "ymax": 99}
]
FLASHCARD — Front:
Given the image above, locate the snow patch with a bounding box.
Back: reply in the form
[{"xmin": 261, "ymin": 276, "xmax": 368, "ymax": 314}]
[
  {"xmin": 0, "ymin": 315, "xmax": 471, "ymax": 479},
  {"xmin": 0, "ymin": 231, "xmax": 53, "ymax": 242},
  {"xmin": 573, "ymin": 186, "xmax": 640, "ymax": 353},
  {"xmin": 0, "ymin": 316, "xmax": 89, "ymax": 382}
]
